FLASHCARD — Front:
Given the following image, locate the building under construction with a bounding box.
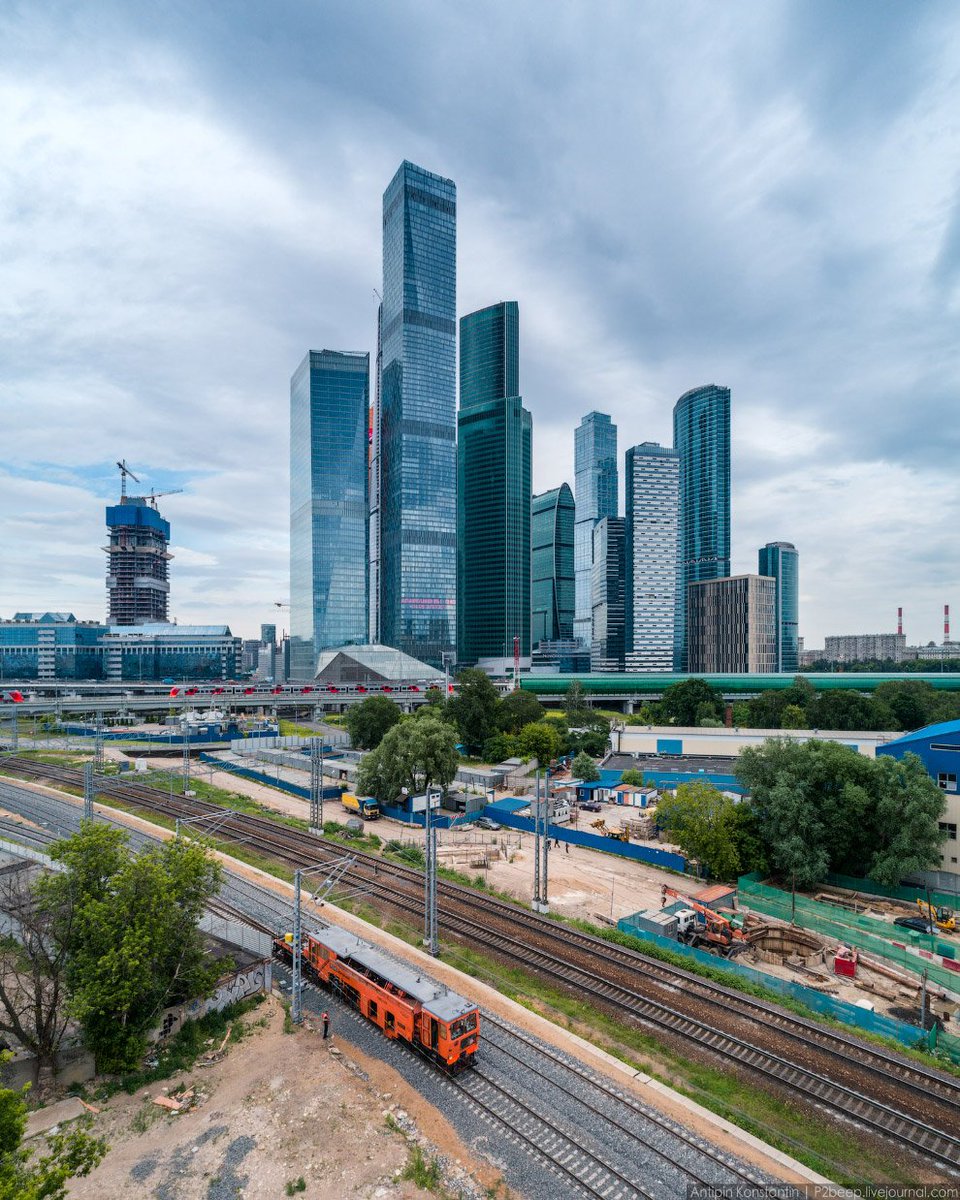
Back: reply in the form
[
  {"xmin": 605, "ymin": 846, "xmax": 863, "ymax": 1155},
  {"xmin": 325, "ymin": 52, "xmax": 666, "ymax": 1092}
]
[{"xmin": 104, "ymin": 462, "xmax": 174, "ymax": 625}]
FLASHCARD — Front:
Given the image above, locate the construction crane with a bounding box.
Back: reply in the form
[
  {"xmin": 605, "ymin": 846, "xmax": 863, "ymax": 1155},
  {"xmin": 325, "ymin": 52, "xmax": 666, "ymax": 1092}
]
[
  {"xmin": 116, "ymin": 459, "xmax": 140, "ymax": 500},
  {"xmin": 661, "ymin": 885, "xmax": 746, "ymax": 954},
  {"xmin": 145, "ymin": 488, "xmax": 184, "ymax": 510}
]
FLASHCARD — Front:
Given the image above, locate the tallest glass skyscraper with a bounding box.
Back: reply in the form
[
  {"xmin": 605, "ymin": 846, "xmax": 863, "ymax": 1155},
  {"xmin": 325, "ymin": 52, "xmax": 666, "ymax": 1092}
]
[
  {"xmin": 376, "ymin": 161, "xmax": 457, "ymax": 667},
  {"xmin": 673, "ymin": 384, "xmax": 731, "ymax": 670}
]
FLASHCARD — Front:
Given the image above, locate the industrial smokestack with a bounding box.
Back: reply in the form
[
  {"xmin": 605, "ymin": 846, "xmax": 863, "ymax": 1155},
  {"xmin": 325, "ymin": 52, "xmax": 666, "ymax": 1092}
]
[
  {"xmin": 946, "ymin": 604, "xmax": 951, "ymax": 642},
  {"xmin": 897, "ymin": 607, "xmax": 903, "ymax": 637}
]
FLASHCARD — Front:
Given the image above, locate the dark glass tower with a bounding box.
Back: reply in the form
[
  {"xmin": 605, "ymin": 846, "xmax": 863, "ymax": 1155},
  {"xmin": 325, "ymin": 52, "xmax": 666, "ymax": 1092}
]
[
  {"xmin": 574, "ymin": 412, "xmax": 618, "ymax": 653},
  {"xmin": 378, "ymin": 161, "xmax": 457, "ymax": 667},
  {"xmin": 673, "ymin": 384, "xmax": 731, "ymax": 671},
  {"xmin": 290, "ymin": 350, "xmax": 369, "ymax": 679},
  {"xmin": 758, "ymin": 541, "xmax": 799, "ymax": 673},
  {"xmin": 457, "ymin": 301, "xmax": 532, "ymax": 667},
  {"xmin": 532, "ymin": 483, "xmax": 575, "ymax": 647}
]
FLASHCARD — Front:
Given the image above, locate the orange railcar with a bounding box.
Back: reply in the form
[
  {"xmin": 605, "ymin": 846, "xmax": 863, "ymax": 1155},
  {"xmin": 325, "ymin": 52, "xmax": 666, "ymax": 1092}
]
[{"xmin": 274, "ymin": 926, "xmax": 479, "ymax": 1072}]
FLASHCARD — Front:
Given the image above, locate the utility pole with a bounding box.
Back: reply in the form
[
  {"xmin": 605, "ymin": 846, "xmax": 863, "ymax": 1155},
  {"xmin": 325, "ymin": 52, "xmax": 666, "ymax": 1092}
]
[
  {"xmin": 93, "ymin": 710, "xmax": 104, "ymax": 774},
  {"xmin": 182, "ymin": 721, "xmax": 191, "ymax": 793},
  {"xmin": 83, "ymin": 761, "xmax": 94, "ymax": 821},
  {"xmin": 532, "ymin": 772, "xmax": 541, "ymax": 908},
  {"xmin": 532, "ymin": 772, "xmax": 549, "ymax": 913},
  {"xmin": 11, "ymin": 706, "xmax": 18, "ymax": 754},
  {"xmin": 291, "ymin": 856, "xmax": 355, "ymax": 1024},
  {"xmin": 309, "ymin": 737, "xmax": 325, "ymax": 834},
  {"xmin": 423, "ymin": 790, "xmax": 439, "ymax": 956}
]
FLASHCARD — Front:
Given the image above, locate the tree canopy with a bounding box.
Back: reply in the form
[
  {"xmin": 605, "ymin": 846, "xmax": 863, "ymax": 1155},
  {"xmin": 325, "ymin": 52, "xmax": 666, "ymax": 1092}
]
[
  {"xmin": 736, "ymin": 740, "xmax": 945, "ymax": 888},
  {"xmin": 356, "ymin": 710, "xmax": 460, "ymax": 803},
  {"xmin": 517, "ymin": 721, "xmax": 561, "ymax": 767},
  {"xmin": 658, "ymin": 679, "xmax": 723, "ymax": 726},
  {"xmin": 497, "ymin": 690, "xmax": 545, "ymax": 734},
  {"xmin": 444, "ymin": 668, "xmax": 500, "ymax": 753},
  {"xmin": 44, "ymin": 824, "xmax": 223, "ymax": 1072},
  {"xmin": 572, "ymin": 751, "xmax": 600, "ymax": 782},
  {"xmin": 0, "ymin": 1059, "xmax": 105, "ymax": 1200},
  {"xmin": 345, "ymin": 695, "xmax": 401, "ymax": 750},
  {"xmin": 655, "ymin": 781, "xmax": 746, "ymax": 880}
]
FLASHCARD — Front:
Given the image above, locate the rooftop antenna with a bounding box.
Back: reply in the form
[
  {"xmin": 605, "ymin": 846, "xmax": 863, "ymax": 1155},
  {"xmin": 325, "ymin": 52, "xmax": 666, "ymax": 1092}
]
[{"xmin": 116, "ymin": 459, "xmax": 140, "ymax": 501}]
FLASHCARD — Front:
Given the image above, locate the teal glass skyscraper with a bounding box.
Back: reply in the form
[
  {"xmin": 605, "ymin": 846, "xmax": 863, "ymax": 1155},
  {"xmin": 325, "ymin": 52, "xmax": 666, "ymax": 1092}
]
[
  {"xmin": 457, "ymin": 301, "xmax": 532, "ymax": 667},
  {"xmin": 758, "ymin": 541, "xmax": 799, "ymax": 673},
  {"xmin": 574, "ymin": 412, "xmax": 618, "ymax": 653},
  {"xmin": 289, "ymin": 350, "xmax": 370, "ymax": 679},
  {"xmin": 377, "ymin": 161, "xmax": 457, "ymax": 667},
  {"xmin": 532, "ymin": 483, "xmax": 575, "ymax": 648},
  {"xmin": 673, "ymin": 384, "xmax": 731, "ymax": 670}
]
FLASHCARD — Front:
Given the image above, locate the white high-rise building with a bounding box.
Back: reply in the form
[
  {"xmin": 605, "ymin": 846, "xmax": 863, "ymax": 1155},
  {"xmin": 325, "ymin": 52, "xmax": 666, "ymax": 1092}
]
[{"xmin": 624, "ymin": 442, "xmax": 679, "ymax": 672}]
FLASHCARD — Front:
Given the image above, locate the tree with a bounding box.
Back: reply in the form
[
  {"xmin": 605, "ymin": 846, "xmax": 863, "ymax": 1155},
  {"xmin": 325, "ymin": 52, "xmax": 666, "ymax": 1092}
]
[
  {"xmin": 45, "ymin": 826, "xmax": 223, "ymax": 1072},
  {"xmin": 731, "ymin": 702, "xmax": 751, "ymax": 727},
  {"xmin": 780, "ymin": 704, "xmax": 808, "ymax": 729},
  {"xmin": 496, "ymin": 690, "xmax": 544, "ymax": 735},
  {"xmin": 356, "ymin": 711, "xmax": 459, "ymax": 803},
  {"xmin": 572, "ymin": 752, "xmax": 600, "ymax": 783},
  {"xmin": 874, "ymin": 680, "xmax": 941, "ymax": 733},
  {"xmin": 517, "ymin": 722, "xmax": 561, "ymax": 767},
  {"xmin": 0, "ymin": 1059, "xmax": 105, "ymax": 1200},
  {"xmin": 868, "ymin": 753, "xmax": 946, "ymax": 886},
  {"xmin": 345, "ymin": 695, "xmax": 401, "ymax": 750},
  {"xmin": 736, "ymin": 738, "xmax": 945, "ymax": 890},
  {"xmin": 445, "ymin": 669, "xmax": 500, "ymax": 753},
  {"xmin": 482, "ymin": 733, "xmax": 519, "ymax": 763},
  {"xmin": 564, "ymin": 680, "xmax": 590, "ymax": 725},
  {"xmin": 654, "ymin": 782, "xmax": 742, "ymax": 880},
  {"xmin": 659, "ymin": 679, "xmax": 723, "ymax": 727},
  {"xmin": 619, "ymin": 768, "xmax": 644, "ymax": 787},
  {"xmin": 0, "ymin": 868, "xmax": 73, "ymax": 1090}
]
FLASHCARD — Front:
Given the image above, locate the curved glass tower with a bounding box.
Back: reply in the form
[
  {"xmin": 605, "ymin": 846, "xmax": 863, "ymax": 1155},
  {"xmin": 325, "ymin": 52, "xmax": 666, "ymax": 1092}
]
[
  {"xmin": 673, "ymin": 384, "xmax": 731, "ymax": 670},
  {"xmin": 289, "ymin": 350, "xmax": 370, "ymax": 679},
  {"xmin": 378, "ymin": 161, "xmax": 457, "ymax": 667},
  {"xmin": 758, "ymin": 541, "xmax": 799, "ymax": 673},
  {"xmin": 532, "ymin": 483, "xmax": 575, "ymax": 647}
]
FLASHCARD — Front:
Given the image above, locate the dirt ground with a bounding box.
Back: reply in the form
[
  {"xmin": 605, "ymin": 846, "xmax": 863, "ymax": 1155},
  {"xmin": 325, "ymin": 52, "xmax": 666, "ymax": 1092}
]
[{"xmin": 65, "ymin": 995, "xmax": 499, "ymax": 1200}]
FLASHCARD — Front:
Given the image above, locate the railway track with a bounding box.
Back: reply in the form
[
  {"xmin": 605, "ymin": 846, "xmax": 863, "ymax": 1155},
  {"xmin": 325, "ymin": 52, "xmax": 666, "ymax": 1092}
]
[{"xmin": 4, "ymin": 755, "xmax": 960, "ymax": 1173}]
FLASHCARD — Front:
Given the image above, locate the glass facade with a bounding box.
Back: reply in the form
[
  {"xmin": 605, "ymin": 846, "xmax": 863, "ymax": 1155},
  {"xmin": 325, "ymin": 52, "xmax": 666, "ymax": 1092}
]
[
  {"xmin": 532, "ymin": 483, "xmax": 575, "ymax": 648},
  {"xmin": 457, "ymin": 302, "xmax": 531, "ymax": 666},
  {"xmin": 378, "ymin": 161, "xmax": 457, "ymax": 667},
  {"xmin": 574, "ymin": 412, "xmax": 618, "ymax": 655},
  {"xmin": 673, "ymin": 384, "xmax": 731, "ymax": 670},
  {"xmin": 758, "ymin": 542, "xmax": 799, "ymax": 673},
  {"xmin": 290, "ymin": 350, "xmax": 370, "ymax": 680},
  {"xmin": 0, "ymin": 617, "xmax": 239, "ymax": 681},
  {"xmin": 591, "ymin": 517, "xmax": 626, "ymax": 672},
  {"xmin": 625, "ymin": 443, "xmax": 679, "ymax": 672}
]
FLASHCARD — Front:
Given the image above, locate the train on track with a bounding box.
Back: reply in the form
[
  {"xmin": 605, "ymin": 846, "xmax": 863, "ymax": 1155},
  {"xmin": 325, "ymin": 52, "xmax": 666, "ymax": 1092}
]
[
  {"xmin": 168, "ymin": 680, "xmax": 446, "ymax": 700},
  {"xmin": 0, "ymin": 690, "xmax": 24, "ymax": 703},
  {"xmin": 273, "ymin": 925, "xmax": 480, "ymax": 1073}
]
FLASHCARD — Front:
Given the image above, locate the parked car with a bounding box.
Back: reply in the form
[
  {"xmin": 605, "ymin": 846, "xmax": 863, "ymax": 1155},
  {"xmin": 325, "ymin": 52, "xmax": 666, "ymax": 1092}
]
[
  {"xmin": 579, "ymin": 801, "xmax": 603, "ymax": 812},
  {"xmin": 474, "ymin": 816, "xmax": 502, "ymax": 831},
  {"xmin": 893, "ymin": 916, "xmax": 935, "ymax": 934}
]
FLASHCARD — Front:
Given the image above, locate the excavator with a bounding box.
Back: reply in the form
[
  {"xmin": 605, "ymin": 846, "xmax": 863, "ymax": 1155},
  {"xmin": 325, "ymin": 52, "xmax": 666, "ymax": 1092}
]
[
  {"xmin": 917, "ymin": 898, "xmax": 956, "ymax": 933},
  {"xmin": 590, "ymin": 818, "xmax": 629, "ymax": 843},
  {"xmin": 661, "ymin": 885, "xmax": 746, "ymax": 955}
]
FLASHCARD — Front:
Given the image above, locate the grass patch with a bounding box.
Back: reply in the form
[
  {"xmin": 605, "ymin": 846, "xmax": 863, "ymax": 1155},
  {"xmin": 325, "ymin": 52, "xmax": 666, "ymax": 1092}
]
[
  {"xmin": 95, "ymin": 994, "xmax": 265, "ymax": 1098},
  {"xmin": 401, "ymin": 1145, "xmax": 444, "ymax": 1192},
  {"xmin": 284, "ymin": 1176, "xmax": 307, "ymax": 1195},
  {"xmin": 279, "ymin": 720, "xmax": 318, "ymax": 737}
]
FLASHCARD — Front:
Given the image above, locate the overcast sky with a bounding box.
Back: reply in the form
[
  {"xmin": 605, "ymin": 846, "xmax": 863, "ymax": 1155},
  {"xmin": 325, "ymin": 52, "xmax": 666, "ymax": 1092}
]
[{"xmin": 2, "ymin": 1, "xmax": 958, "ymax": 647}]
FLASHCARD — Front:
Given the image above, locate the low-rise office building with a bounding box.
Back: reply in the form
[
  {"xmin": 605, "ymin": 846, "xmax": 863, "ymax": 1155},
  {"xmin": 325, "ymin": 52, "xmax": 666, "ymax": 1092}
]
[
  {"xmin": 687, "ymin": 575, "xmax": 776, "ymax": 674},
  {"xmin": 0, "ymin": 614, "xmax": 241, "ymax": 681}
]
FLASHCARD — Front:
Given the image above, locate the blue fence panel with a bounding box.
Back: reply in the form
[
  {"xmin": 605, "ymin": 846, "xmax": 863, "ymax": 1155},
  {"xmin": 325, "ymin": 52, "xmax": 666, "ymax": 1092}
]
[
  {"xmin": 197, "ymin": 753, "xmax": 343, "ymax": 802},
  {"xmin": 615, "ymin": 919, "xmax": 928, "ymax": 1049},
  {"xmin": 483, "ymin": 808, "xmax": 686, "ymax": 872}
]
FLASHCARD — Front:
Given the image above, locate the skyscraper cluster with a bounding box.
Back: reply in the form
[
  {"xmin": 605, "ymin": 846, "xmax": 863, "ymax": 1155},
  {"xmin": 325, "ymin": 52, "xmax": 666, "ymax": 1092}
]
[{"xmin": 289, "ymin": 159, "xmax": 798, "ymax": 679}]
